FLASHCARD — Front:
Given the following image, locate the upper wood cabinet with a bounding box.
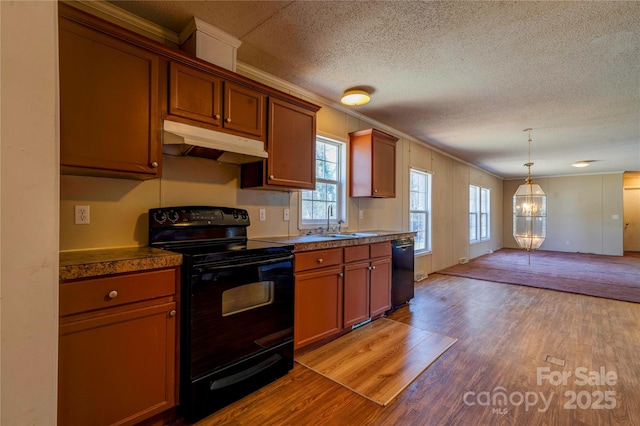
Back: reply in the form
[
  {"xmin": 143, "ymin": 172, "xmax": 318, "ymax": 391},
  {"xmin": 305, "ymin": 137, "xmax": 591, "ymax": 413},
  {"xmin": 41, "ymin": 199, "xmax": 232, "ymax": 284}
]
[
  {"xmin": 167, "ymin": 62, "xmax": 266, "ymax": 140},
  {"xmin": 349, "ymin": 128, "xmax": 399, "ymax": 197},
  {"xmin": 168, "ymin": 62, "xmax": 222, "ymax": 127},
  {"xmin": 58, "ymin": 3, "xmax": 319, "ymax": 187},
  {"xmin": 241, "ymin": 97, "xmax": 319, "ymax": 190},
  {"xmin": 59, "ymin": 13, "xmax": 161, "ymax": 180}
]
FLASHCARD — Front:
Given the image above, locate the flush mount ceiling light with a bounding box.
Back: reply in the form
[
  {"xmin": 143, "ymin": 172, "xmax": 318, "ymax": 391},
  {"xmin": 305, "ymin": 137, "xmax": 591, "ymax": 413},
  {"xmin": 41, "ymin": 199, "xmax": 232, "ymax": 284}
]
[
  {"xmin": 340, "ymin": 89, "xmax": 370, "ymax": 106},
  {"xmin": 513, "ymin": 128, "xmax": 547, "ymax": 262},
  {"xmin": 571, "ymin": 160, "xmax": 592, "ymax": 168}
]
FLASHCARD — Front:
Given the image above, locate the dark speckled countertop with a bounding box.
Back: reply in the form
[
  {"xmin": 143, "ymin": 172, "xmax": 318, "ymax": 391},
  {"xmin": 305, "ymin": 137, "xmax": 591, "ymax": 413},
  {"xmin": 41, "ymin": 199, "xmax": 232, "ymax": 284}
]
[
  {"xmin": 59, "ymin": 247, "xmax": 183, "ymax": 281},
  {"xmin": 253, "ymin": 231, "xmax": 416, "ymax": 252}
]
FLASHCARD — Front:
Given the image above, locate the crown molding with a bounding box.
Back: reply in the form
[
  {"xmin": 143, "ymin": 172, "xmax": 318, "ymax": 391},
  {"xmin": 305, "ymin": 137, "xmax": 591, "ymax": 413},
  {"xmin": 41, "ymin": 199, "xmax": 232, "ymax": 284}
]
[{"xmin": 72, "ymin": 0, "xmax": 180, "ymax": 44}]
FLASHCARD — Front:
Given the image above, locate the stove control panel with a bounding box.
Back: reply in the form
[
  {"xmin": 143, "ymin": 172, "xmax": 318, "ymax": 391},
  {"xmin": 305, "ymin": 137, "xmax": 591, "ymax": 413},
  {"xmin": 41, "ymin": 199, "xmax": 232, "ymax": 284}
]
[{"xmin": 149, "ymin": 206, "xmax": 250, "ymax": 228}]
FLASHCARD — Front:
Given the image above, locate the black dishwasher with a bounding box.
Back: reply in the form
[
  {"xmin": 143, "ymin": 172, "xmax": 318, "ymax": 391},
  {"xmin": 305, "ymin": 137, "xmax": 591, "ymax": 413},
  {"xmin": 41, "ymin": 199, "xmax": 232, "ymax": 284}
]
[{"xmin": 389, "ymin": 237, "xmax": 415, "ymax": 310}]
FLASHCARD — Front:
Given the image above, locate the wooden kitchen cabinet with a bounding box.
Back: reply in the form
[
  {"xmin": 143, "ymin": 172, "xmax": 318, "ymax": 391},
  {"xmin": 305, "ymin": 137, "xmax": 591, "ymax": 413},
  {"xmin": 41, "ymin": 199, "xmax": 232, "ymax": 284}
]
[
  {"xmin": 168, "ymin": 61, "xmax": 222, "ymax": 127},
  {"xmin": 349, "ymin": 128, "xmax": 399, "ymax": 197},
  {"xmin": 241, "ymin": 97, "xmax": 319, "ymax": 190},
  {"xmin": 167, "ymin": 62, "xmax": 266, "ymax": 139},
  {"xmin": 294, "ymin": 248, "xmax": 343, "ymax": 349},
  {"xmin": 59, "ymin": 11, "xmax": 161, "ymax": 180},
  {"xmin": 58, "ymin": 268, "xmax": 179, "ymax": 426},
  {"xmin": 343, "ymin": 242, "xmax": 392, "ymax": 328}
]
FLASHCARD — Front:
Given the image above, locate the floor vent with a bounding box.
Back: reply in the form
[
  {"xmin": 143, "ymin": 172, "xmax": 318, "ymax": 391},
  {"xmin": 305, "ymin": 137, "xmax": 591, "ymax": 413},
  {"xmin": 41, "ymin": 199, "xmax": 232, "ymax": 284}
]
[
  {"xmin": 414, "ymin": 271, "xmax": 427, "ymax": 282},
  {"xmin": 351, "ymin": 318, "xmax": 372, "ymax": 330},
  {"xmin": 544, "ymin": 354, "xmax": 566, "ymax": 367},
  {"xmin": 459, "ymin": 257, "xmax": 469, "ymax": 264}
]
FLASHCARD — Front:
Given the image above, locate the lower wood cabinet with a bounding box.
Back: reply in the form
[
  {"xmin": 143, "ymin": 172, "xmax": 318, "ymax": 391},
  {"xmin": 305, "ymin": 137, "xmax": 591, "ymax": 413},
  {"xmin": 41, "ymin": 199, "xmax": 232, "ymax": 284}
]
[
  {"xmin": 294, "ymin": 267, "xmax": 344, "ymax": 350},
  {"xmin": 58, "ymin": 268, "xmax": 179, "ymax": 426},
  {"xmin": 294, "ymin": 242, "xmax": 392, "ymax": 351},
  {"xmin": 343, "ymin": 242, "xmax": 392, "ymax": 328}
]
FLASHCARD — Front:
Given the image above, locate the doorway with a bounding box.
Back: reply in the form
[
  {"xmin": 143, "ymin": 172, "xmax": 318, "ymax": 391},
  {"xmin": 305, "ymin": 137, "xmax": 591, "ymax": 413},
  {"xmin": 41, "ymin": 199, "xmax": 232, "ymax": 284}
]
[{"xmin": 623, "ymin": 172, "xmax": 640, "ymax": 252}]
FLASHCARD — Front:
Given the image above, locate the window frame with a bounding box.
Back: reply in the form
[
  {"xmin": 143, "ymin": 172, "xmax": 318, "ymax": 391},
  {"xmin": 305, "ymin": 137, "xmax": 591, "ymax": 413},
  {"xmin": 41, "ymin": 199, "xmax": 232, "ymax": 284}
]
[
  {"xmin": 469, "ymin": 184, "xmax": 491, "ymax": 243},
  {"xmin": 409, "ymin": 168, "xmax": 432, "ymax": 254},
  {"xmin": 299, "ymin": 136, "xmax": 347, "ymax": 230}
]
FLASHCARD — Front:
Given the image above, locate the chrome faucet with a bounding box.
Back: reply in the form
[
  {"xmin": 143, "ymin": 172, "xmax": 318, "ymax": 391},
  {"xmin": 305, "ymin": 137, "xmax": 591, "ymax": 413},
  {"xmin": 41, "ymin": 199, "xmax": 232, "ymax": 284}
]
[{"xmin": 326, "ymin": 204, "xmax": 333, "ymax": 233}]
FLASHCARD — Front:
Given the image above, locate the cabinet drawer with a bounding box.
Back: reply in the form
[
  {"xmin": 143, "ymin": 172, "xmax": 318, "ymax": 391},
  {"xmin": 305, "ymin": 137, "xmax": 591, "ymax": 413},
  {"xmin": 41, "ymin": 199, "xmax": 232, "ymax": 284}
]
[
  {"xmin": 60, "ymin": 269, "xmax": 176, "ymax": 317},
  {"xmin": 344, "ymin": 244, "xmax": 369, "ymax": 263},
  {"xmin": 370, "ymin": 242, "xmax": 392, "ymax": 259},
  {"xmin": 295, "ymin": 248, "xmax": 342, "ymax": 272}
]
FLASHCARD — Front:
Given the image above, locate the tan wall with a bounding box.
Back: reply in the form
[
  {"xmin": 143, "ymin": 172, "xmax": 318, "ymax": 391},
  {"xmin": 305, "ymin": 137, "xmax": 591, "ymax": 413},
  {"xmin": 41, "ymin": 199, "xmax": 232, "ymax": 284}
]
[
  {"xmin": 1, "ymin": 1, "xmax": 59, "ymax": 424},
  {"xmin": 503, "ymin": 173, "xmax": 624, "ymax": 256}
]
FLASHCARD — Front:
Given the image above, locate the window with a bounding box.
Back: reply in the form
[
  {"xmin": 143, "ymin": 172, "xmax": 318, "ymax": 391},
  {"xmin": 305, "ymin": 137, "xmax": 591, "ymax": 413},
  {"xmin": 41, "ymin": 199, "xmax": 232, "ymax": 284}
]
[
  {"xmin": 470, "ymin": 185, "xmax": 490, "ymax": 242},
  {"xmin": 300, "ymin": 136, "xmax": 346, "ymax": 229},
  {"xmin": 409, "ymin": 169, "xmax": 432, "ymax": 253}
]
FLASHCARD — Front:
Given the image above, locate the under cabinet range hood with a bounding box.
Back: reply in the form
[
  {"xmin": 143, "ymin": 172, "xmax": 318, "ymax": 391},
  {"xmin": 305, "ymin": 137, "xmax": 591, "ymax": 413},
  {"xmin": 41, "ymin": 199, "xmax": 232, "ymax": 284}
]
[{"xmin": 162, "ymin": 120, "xmax": 268, "ymax": 164}]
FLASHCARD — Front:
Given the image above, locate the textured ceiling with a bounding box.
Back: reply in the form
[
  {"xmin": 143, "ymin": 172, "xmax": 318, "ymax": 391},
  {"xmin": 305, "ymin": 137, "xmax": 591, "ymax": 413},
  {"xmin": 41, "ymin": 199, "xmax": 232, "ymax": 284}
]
[{"xmin": 110, "ymin": 0, "xmax": 640, "ymax": 179}]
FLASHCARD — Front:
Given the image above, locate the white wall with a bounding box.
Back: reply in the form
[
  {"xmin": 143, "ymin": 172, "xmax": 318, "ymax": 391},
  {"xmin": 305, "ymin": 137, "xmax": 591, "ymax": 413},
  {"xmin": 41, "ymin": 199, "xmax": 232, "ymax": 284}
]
[
  {"xmin": 1, "ymin": 1, "xmax": 59, "ymax": 424},
  {"xmin": 503, "ymin": 173, "xmax": 624, "ymax": 256}
]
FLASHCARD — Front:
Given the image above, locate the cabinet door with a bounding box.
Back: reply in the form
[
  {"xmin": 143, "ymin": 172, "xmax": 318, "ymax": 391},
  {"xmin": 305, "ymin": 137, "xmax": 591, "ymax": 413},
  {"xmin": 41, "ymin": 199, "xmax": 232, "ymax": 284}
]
[
  {"xmin": 369, "ymin": 257, "xmax": 392, "ymax": 317},
  {"xmin": 371, "ymin": 134, "xmax": 397, "ymax": 197},
  {"xmin": 349, "ymin": 128, "xmax": 398, "ymax": 197},
  {"xmin": 343, "ymin": 261, "xmax": 370, "ymax": 328},
  {"xmin": 169, "ymin": 62, "xmax": 221, "ymax": 127},
  {"xmin": 223, "ymin": 81, "xmax": 266, "ymax": 139},
  {"xmin": 266, "ymin": 98, "xmax": 317, "ymax": 189},
  {"xmin": 59, "ymin": 17, "xmax": 161, "ymax": 179},
  {"xmin": 294, "ymin": 267, "xmax": 343, "ymax": 349},
  {"xmin": 58, "ymin": 302, "xmax": 176, "ymax": 426}
]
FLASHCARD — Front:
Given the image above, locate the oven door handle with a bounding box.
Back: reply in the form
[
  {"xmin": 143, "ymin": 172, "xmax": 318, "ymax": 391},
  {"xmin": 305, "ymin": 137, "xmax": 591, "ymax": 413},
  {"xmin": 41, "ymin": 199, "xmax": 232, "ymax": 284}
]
[{"xmin": 195, "ymin": 254, "xmax": 294, "ymax": 271}]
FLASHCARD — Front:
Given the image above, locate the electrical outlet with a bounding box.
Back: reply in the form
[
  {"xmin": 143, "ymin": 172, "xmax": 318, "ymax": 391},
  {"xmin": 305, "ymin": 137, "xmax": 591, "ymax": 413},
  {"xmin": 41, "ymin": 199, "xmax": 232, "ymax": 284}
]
[
  {"xmin": 259, "ymin": 208, "xmax": 266, "ymax": 221},
  {"xmin": 74, "ymin": 205, "xmax": 90, "ymax": 225},
  {"xmin": 284, "ymin": 208, "xmax": 290, "ymax": 221}
]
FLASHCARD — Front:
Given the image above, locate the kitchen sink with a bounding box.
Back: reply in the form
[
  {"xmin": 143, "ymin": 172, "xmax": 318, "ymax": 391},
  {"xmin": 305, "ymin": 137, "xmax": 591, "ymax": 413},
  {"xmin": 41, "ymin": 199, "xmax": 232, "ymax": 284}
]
[{"xmin": 328, "ymin": 232, "xmax": 378, "ymax": 238}]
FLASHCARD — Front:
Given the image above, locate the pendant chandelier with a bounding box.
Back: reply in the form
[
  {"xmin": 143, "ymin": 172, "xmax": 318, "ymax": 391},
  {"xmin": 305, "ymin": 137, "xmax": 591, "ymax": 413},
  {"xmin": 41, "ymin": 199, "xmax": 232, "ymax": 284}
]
[{"xmin": 513, "ymin": 128, "xmax": 547, "ymax": 253}]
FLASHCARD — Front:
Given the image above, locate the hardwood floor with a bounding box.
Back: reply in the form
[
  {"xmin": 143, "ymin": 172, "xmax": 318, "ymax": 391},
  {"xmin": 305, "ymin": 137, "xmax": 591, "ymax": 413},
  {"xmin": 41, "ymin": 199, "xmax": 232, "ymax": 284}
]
[
  {"xmin": 297, "ymin": 318, "xmax": 456, "ymax": 406},
  {"xmin": 195, "ymin": 274, "xmax": 640, "ymax": 425}
]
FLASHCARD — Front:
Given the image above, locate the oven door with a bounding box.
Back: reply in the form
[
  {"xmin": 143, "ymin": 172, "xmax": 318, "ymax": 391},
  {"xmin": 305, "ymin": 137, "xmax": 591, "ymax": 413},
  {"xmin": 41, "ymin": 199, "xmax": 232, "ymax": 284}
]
[{"xmin": 189, "ymin": 254, "xmax": 294, "ymax": 380}]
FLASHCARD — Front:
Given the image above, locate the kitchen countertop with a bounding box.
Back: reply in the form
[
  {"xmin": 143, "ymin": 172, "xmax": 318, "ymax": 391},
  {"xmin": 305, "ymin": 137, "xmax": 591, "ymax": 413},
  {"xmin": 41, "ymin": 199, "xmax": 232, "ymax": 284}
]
[
  {"xmin": 253, "ymin": 230, "xmax": 416, "ymax": 252},
  {"xmin": 59, "ymin": 231, "xmax": 414, "ymax": 281},
  {"xmin": 59, "ymin": 247, "xmax": 183, "ymax": 281}
]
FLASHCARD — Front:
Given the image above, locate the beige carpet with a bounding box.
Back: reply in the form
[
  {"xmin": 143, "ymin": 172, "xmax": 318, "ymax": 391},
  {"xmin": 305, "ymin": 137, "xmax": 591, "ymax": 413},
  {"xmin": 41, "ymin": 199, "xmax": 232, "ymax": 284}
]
[{"xmin": 295, "ymin": 318, "xmax": 457, "ymax": 406}]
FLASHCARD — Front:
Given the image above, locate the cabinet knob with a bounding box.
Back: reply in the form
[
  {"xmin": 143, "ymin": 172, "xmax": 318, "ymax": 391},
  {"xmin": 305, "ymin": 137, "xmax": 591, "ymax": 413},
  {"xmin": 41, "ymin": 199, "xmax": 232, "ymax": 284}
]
[
  {"xmin": 317, "ymin": 258, "xmax": 324, "ymax": 264},
  {"xmin": 150, "ymin": 161, "xmax": 159, "ymax": 168},
  {"xmin": 374, "ymin": 189, "xmax": 378, "ymax": 193},
  {"xmin": 108, "ymin": 290, "xmax": 118, "ymax": 299},
  {"xmin": 214, "ymin": 114, "xmax": 221, "ymax": 120},
  {"xmin": 339, "ymin": 272, "xmax": 344, "ymax": 277},
  {"xmin": 269, "ymin": 174, "xmax": 275, "ymax": 180},
  {"xmin": 372, "ymin": 265, "xmax": 376, "ymax": 270},
  {"xmin": 169, "ymin": 309, "xmax": 177, "ymax": 317},
  {"xmin": 225, "ymin": 117, "xmax": 232, "ymax": 123}
]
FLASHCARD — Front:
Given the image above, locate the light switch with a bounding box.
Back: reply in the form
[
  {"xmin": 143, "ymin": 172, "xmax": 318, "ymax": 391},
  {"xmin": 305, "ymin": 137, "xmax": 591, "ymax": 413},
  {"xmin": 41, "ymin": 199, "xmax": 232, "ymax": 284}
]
[{"xmin": 259, "ymin": 209, "xmax": 266, "ymax": 221}]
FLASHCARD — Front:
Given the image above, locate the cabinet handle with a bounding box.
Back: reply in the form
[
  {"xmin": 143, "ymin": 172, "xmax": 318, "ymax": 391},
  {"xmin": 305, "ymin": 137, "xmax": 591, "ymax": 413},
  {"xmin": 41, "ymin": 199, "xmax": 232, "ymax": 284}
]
[
  {"xmin": 108, "ymin": 290, "xmax": 118, "ymax": 299},
  {"xmin": 225, "ymin": 117, "xmax": 232, "ymax": 123},
  {"xmin": 214, "ymin": 114, "xmax": 221, "ymax": 120},
  {"xmin": 169, "ymin": 309, "xmax": 177, "ymax": 317},
  {"xmin": 269, "ymin": 175, "xmax": 275, "ymax": 180},
  {"xmin": 150, "ymin": 161, "xmax": 159, "ymax": 168},
  {"xmin": 317, "ymin": 258, "xmax": 324, "ymax": 264}
]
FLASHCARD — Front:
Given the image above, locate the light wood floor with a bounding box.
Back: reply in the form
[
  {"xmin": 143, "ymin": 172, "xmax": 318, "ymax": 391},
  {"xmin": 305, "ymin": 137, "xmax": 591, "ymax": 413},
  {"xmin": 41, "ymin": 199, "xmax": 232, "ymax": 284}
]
[{"xmin": 195, "ymin": 274, "xmax": 640, "ymax": 425}]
